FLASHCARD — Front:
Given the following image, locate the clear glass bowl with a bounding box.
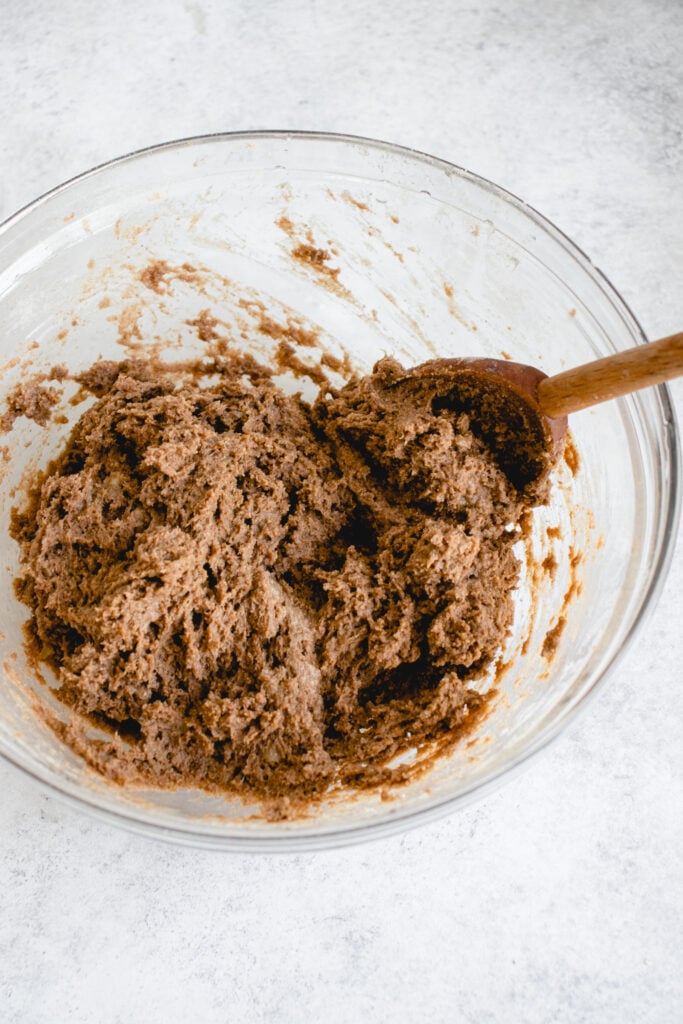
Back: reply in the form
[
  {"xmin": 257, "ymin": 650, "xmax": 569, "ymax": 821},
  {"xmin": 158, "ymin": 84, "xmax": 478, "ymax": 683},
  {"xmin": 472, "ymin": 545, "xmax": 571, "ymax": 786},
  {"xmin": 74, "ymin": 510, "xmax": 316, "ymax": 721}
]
[{"xmin": 0, "ymin": 132, "xmax": 678, "ymax": 850}]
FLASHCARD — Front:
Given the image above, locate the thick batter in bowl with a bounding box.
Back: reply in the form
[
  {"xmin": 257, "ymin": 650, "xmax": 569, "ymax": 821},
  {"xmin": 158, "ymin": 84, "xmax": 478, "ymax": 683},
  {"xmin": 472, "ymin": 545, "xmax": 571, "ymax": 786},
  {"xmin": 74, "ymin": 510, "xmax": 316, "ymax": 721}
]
[{"xmin": 0, "ymin": 133, "xmax": 677, "ymax": 849}]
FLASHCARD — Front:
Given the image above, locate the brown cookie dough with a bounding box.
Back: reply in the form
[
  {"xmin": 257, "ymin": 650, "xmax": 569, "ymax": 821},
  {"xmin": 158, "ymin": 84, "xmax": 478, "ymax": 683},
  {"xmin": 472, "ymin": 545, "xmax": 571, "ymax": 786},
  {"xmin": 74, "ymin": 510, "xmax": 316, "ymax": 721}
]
[
  {"xmin": 11, "ymin": 353, "xmax": 546, "ymax": 814},
  {"xmin": 1, "ymin": 365, "xmax": 69, "ymax": 432}
]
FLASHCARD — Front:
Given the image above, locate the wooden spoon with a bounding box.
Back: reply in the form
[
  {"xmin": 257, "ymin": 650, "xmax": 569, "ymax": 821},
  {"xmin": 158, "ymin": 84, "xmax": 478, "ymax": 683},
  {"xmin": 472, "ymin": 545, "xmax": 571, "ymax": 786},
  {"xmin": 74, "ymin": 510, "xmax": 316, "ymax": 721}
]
[{"xmin": 392, "ymin": 332, "xmax": 683, "ymax": 492}]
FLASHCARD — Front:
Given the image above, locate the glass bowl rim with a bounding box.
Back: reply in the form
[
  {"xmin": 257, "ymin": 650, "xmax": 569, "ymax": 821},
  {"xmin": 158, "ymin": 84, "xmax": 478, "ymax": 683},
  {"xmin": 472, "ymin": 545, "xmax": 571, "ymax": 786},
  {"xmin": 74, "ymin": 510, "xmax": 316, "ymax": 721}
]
[{"xmin": 0, "ymin": 129, "xmax": 679, "ymax": 851}]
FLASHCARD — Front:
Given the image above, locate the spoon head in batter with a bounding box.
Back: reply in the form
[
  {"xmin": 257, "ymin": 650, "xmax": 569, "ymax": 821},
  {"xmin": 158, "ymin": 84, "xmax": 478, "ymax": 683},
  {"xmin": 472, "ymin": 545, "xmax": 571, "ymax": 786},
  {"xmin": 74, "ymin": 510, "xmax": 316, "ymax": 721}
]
[{"xmin": 390, "ymin": 358, "xmax": 568, "ymax": 494}]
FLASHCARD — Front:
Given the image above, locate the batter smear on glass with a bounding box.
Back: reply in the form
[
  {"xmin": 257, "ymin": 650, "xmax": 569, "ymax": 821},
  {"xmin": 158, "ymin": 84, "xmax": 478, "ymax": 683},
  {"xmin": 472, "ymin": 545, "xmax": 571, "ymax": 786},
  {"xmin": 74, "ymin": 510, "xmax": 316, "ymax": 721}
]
[{"xmin": 11, "ymin": 352, "xmax": 552, "ymax": 815}]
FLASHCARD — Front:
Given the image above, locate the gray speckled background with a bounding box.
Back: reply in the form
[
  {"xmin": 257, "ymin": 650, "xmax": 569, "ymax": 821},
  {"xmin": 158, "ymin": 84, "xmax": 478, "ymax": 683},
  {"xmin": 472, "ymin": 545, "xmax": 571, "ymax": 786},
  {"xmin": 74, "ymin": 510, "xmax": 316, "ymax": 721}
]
[{"xmin": 1, "ymin": 2, "xmax": 681, "ymax": 1022}]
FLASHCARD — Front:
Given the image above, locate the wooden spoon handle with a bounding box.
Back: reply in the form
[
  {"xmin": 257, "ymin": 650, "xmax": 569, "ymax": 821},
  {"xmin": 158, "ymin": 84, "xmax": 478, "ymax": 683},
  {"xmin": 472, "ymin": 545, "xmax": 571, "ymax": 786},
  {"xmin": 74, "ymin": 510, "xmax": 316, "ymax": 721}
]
[{"xmin": 537, "ymin": 332, "xmax": 683, "ymax": 418}]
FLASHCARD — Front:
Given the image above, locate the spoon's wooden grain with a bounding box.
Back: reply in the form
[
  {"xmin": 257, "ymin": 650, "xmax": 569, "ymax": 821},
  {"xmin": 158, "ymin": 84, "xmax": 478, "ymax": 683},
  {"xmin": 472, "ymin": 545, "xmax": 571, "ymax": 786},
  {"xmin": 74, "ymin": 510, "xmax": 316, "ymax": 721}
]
[{"xmin": 537, "ymin": 332, "xmax": 683, "ymax": 418}]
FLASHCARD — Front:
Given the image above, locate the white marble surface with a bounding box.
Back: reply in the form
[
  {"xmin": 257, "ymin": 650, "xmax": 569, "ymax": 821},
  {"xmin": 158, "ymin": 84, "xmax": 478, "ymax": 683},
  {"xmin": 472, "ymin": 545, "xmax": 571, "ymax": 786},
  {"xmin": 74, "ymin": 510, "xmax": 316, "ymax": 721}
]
[{"xmin": 1, "ymin": 2, "xmax": 681, "ymax": 1022}]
